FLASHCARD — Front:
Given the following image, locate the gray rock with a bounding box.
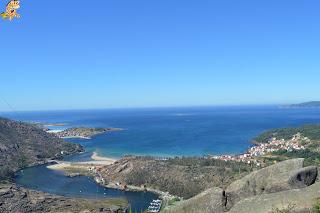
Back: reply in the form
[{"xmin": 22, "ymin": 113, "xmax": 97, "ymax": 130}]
[
  {"xmin": 228, "ymin": 181, "xmax": 320, "ymax": 213},
  {"xmin": 225, "ymin": 158, "xmax": 307, "ymax": 209},
  {"xmin": 288, "ymin": 166, "xmax": 318, "ymax": 188}
]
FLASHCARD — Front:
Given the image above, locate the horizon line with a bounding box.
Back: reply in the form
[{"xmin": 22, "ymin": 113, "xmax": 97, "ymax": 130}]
[{"xmin": 0, "ymin": 103, "xmax": 297, "ymax": 114}]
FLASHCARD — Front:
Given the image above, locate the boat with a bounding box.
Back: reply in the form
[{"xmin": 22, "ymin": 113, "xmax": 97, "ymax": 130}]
[{"xmin": 147, "ymin": 199, "xmax": 162, "ymax": 213}]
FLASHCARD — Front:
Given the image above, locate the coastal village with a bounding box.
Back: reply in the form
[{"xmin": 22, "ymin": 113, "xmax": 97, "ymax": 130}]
[{"xmin": 213, "ymin": 133, "xmax": 310, "ymax": 166}]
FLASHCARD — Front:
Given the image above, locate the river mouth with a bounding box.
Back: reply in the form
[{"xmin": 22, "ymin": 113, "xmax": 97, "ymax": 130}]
[{"xmin": 15, "ymin": 163, "xmax": 158, "ymax": 212}]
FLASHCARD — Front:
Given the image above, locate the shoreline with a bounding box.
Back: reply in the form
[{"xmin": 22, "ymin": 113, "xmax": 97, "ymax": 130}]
[
  {"xmin": 47, "ymin": 152, "xmax": 117, "ymax": 170},
  {"xmin": 45, "ymin": 152, "xmax": 170, "ymax": 199},
  {"xmin": 61, "ymin": 136, "xmax": 91, "ymax": 140},
  {"xmin": 91, "ymin": 152, "xmax": 118, "ymax": 162}
]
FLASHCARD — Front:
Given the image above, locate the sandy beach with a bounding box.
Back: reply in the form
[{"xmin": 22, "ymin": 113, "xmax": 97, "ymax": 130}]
[
  {"xmin": 91, "ymin": 152, "xmax": 117, "ymax": 162},
  {"xmin": 47, "ymin": 152, "xmax": 117, "ymax": 170}
]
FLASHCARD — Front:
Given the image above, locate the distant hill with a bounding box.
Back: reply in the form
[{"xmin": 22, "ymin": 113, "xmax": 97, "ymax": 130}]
[
  {"xmin": 254, "ymin": 125, "xmax": 320, "ymax": 144},
  {"xmin": 0, "ymin": 117, "xmax": 83, "ymax": 179},
  {"xmin": 285, "ymin": 101, "xmax": 320, "ymax": 108}
]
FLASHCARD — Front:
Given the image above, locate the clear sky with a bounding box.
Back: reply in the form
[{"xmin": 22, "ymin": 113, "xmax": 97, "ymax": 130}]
[{"xmin": 0, "ymin": 0, "xmax": 319, "ymax": 111}]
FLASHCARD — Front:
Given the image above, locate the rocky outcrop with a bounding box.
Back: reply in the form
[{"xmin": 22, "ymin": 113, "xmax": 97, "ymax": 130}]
[
  {"xmin": 0, "ymin": 183, "xmax": 127, "ymax": 213},
  {"xmin": 165, "ymin": 159, "xmax": 319, "ymax": 213},
  {"xmin": 225, "ymin": 158, "xmax": 315, "ymax": 209},
  {"xmin": 288, "ymin": 166, "xmax": 318, "ymax": 188},
  {"xmin": 229, "ymin": 181, "xmax": 320, "ymax": 213}
]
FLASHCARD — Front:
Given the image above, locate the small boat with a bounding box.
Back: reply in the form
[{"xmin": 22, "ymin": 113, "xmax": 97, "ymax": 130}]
[{"xmin": 147, "ymin": 199, "xmax": 162, "ymax": 213}]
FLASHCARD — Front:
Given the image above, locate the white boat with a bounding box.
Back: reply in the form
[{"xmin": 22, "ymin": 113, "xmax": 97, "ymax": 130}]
[{"xmin": 147, "ymin": 199, "xmax": 162, "ymax": 213}]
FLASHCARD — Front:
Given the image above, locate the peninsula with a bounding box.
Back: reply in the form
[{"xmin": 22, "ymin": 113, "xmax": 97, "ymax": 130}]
[
  {"xmin": 284, "ymin": 101, "xmax": 320, "ymax": 108},
  {"xmin": 54, "ymin": 127, "xmax": 122, "ymax": 139}
]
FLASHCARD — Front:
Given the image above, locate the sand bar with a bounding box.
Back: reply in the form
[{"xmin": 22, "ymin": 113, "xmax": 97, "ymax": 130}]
[{"xmin": 47, "ymin": 152, "xmax": 116, "ymax": 171}]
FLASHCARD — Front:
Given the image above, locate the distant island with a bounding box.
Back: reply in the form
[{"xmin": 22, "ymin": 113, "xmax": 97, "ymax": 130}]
[
  {"xmin": 284, "ymin": 101, "xmax": 320, "ymax": 108},
  {"xmin": 54, "ymin": 127, "xmax": 123, "ymax": 139}
]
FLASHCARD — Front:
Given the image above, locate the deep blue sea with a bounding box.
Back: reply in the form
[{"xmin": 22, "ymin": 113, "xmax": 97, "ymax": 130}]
[
  {"xmin": 3, "ymin": 105, "xmax": 320, "ymax": 211},
  {"xmin": 2, "ymin": 106, "xmax": 320, "ymax": 158}
]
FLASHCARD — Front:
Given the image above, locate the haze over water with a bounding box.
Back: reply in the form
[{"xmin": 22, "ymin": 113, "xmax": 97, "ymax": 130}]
[{"xmin": 3, "ymin": 106, "xmax": 320, "ymax": 158}]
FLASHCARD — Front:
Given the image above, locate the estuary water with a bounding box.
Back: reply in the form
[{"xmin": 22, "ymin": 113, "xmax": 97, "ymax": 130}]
[{"xmin": 15, "ymin": 164, "xmax": 158, "ymax": 211}]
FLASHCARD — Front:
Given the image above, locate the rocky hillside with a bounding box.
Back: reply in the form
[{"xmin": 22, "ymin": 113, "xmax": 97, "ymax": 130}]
[
  {"xmin": 99, "ymin": 156, "xmax": 253, "ymax": 199},
  {"xmin": 0, "ymin": 117, "xmax": 83, "ymax": 179},
  {"xmin": 254, "ymin": 125, "xmax": 320, "ymax": 143},
  {"xmin": 164, "ymin": 158, "xmax": 320, "ymax": 213}
]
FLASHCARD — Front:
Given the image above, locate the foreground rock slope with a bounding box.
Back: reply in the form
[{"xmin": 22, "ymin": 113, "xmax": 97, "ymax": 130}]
[
  {"xmin": 225, "ymin": 158, "xmax": 317, "ymax": 209},
  {"xmin": 165, "ymin": 158, "xmax": 319, "ymax": 213},
  {"xmin": 229, "ymin": 181, "xmax": 320, "ymax": 213}
]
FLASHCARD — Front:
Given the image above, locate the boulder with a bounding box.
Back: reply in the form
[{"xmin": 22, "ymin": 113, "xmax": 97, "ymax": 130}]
[
  {"xmin": 228, "ymin": 181, "xmax": 320, "ymax": 213},
  {"xmin": 288, "ymin": 166, "xmax": 318, "ymax": 188},
  {"xmin": 225, "ymin": 158, "xmax": 310, "ymax": 209}
]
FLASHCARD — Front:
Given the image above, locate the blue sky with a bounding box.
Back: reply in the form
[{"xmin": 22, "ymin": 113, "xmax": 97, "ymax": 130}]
[{"xmin": 0, "ymin": 0, "xmax": 319, "ymax": 111}]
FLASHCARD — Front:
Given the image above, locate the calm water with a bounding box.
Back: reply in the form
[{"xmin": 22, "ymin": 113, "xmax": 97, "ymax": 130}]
[
  {"xmin": 15, "ymin": 164, "xmax": 158, "ymax": 212},
  {"xmin": 3, "ymin": 106, "xmax": 320, "ymax": 157},
  {"xmin": 4, "ymin": 106, "xmax": 320, "ymax": 209}
]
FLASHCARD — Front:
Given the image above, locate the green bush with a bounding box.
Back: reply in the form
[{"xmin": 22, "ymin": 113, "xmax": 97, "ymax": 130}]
[{"xmin": 314, "ymin": 199, "xmax": 320, "ymax": 213}]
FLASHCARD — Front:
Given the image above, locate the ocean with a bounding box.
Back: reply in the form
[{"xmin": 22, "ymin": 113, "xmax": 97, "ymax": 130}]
[{"xmin": 2, "ymin": 106, "xmax": 320, "ymax": 158}]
